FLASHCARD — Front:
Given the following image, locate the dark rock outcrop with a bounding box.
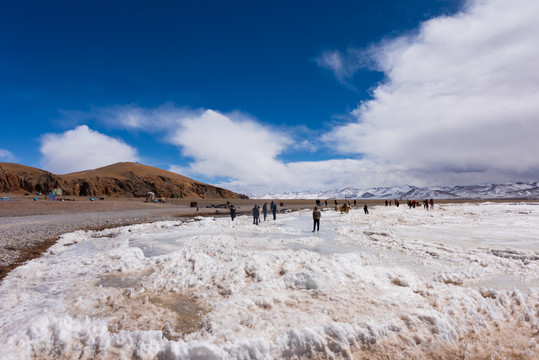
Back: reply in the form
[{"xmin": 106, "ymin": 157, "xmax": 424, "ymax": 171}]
[{"xmin": 0, "ymin": 164, "xmax": 60, "ymax": 194}]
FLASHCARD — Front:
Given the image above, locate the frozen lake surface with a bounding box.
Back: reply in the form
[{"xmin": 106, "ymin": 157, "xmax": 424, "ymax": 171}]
[{"xmin": 1, "ymin": 202, "xmax": 538, "ymax": 359}]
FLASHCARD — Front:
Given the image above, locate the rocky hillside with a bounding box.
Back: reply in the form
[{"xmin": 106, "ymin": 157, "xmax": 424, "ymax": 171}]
[
  {"xmin": 0, "ymin": 163, "xmax": 61, "ymax": 195},
  {"xmin": 0, "ymin": 162, "xmax": 247, "ymax": 199}
]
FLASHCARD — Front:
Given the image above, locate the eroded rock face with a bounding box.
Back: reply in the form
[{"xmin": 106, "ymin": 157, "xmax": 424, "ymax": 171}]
[
  {"xmin": 0, "ymin": 163, "xmax": 246, "ymax": 199},
  {"xmin": 0, "ymin": 166, "xmax": 60, "ymax": 194}
]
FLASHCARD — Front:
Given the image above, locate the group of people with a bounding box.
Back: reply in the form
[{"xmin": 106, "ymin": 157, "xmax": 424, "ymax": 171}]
[
  {"xmin": 229, "ymin": 197, "xmax": 434, "ymax": 232},
  {"xmin": 229, "ymin": 201, "xmax": 278, "ymax": 224},
  {"xmin": 231, "ymin": 201, "xmax": 325, "ymax": 231},
  {"xmin": 384, "ymin": 200, "xmax": 400, "ymax": 207},
  {"xmin": 407, "ymin": 199, "xmax": 434, "ymax": 209},
  {"xmin": 251, "ymin": 201, "xmax": 277, "ymax": 225}
]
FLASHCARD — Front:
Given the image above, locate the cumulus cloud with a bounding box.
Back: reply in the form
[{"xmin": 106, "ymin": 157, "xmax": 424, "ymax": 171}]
[
  {"xmin": 169, "ymin": 110, "xmax": 292, "ymax": 180},
  {"xmin": 0, "ymin": 149, "xmax": 15, "ymax": 161},
  {"xmin": 40, "ymin": 125, "xmax": 139, "ymax": 174},
  {"xmin": 321, "ymin": 0, "xmax": 539, "ymax": 186}
]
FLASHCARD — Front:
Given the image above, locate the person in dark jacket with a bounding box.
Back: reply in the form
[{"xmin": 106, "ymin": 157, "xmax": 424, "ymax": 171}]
[
  {"xmin": 312, "ymin": 206, "xmax": 321, "ymax": 232},
  {"xmin": 229, "ymin": 204, "xmax": 236, "ymax": 221},
  {"xmin": 271, "ymin": 201, "xmax": 277, "ymax": 220},
  {"xmin": 262, "ymin": 203, "xmax": 268, "ymax": 221},
  {"xmin": 253, "ymin": 205, "xmax": 260, "ymax": 225},
  {"xmin": 363, "ymin": 204, "xmax": 369, "ymax": 214}
]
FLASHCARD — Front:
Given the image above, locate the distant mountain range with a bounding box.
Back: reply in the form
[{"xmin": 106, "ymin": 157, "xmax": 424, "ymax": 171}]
[
  {"xmin": 0, "ymin": 162, "xmax": 247, "ymax": 199},
  {"xmin": 257, "ymin": 182, "xmax": 539, "ymax": 200}
]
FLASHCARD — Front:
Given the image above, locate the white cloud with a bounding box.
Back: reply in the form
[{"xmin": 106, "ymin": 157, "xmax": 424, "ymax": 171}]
[
  {"xmin": 40, "ymin": 125, "xmax": 139, "ymax": 174},
  {"xmin": 0, "ymin": 149, "xmax": 14, "ymax": 161},
  {"xmin": 169, "ymin": 110, "xmax": 292, "ymax": 181},
  {"xmin": 95, "ymin": 102, "xmax": 200, "ymax": 131},
  {"xmin": 316, "ymin": 48, "xmax": 372, "ymax": 86},
  {"xmin": 316, "ymin": 51, "xmax": 349, "ymax": 82},
  {"xmin": 322, "ymin": 0, "xmax": 539, "ymax": 186}
]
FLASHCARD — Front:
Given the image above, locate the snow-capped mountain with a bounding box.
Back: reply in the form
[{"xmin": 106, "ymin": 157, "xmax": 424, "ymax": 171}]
[{"xmin": 256, "ymin": 181, "xmax": 539, "ymax": 200}]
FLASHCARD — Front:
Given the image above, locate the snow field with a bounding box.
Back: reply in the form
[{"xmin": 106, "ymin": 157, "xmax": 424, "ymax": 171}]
[{"xmin": 0, "ymin": 203, "xmax": 537, "ymax": 359}]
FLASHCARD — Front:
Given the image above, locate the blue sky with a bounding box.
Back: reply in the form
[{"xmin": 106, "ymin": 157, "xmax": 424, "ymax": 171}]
[{"xmin": 1, "ymin": 0, "xmax": 538, "ymax": 195}]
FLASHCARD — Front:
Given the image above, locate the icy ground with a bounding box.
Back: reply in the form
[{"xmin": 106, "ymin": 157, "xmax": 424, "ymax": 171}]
[{"xmin": 0, "ymin": 203, "xmax": 538, "ymax": 359}]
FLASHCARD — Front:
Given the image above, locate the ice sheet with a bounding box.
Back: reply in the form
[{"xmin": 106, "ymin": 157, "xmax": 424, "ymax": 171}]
[{"xmin": 0, "ymin": 203, "xmax": 537, "ymax": 359}]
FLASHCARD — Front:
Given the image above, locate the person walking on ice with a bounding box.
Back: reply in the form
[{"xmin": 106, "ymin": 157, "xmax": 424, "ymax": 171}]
[
  {"xmin": 229, "ymin": 204, "xmax": 236, "ymax": 221},
  {"xmin": 363, "ymin": 204, "xmax": 369, "ymax": 214},
  {"xmin": 271, "ymin": 201, "xmax": 277, "ymax": 220},
  {"xmin": 312, "ymin": 206, "xmax": 321, "ymax": 232},
  {"xmin": 252, "ymin": 205, "xmax": 260, "ymax": 225}
]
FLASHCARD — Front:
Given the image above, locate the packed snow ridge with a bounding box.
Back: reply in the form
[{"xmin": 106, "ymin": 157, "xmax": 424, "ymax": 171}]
[{"xmin": 258, "ymin": 181, "xmax": 539, "ymax": 200}]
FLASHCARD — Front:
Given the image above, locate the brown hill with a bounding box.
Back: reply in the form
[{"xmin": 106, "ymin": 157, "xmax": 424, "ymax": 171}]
[{"xmin": 0, "ymin": 162, "xmax": 247, "ymax": 199}]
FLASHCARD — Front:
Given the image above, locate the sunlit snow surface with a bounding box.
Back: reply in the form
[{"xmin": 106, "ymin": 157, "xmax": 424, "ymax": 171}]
[{"xmin": 1, "ymin": 203, "xmax": 538, "ymax": 359}]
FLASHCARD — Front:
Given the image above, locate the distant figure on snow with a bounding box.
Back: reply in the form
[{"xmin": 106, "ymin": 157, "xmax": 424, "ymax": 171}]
[
  {"xmin": 271, "ymin": 201, "xmax": 277, "ymax": 220},
  {"xmin": 363, "ymin": 204, "xmax": 369, "ymax": 214},
  {"xmin": 253, "ymin": 205, "xmax": 260, "ymax": 225},
  {"xmin": 229, "ymin": 204, "xmax": 236, "ymax": 221},
  {"xmin": 312, "ymin": 206, "xmax": 321, "ymax": 232},
  {"xmin": 429, "ymin": 199, "xmax": 434, "ymax": 209},
  {"xmin": 262, "ymin": 203, "xmax": 268, "ymax": 221}
]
